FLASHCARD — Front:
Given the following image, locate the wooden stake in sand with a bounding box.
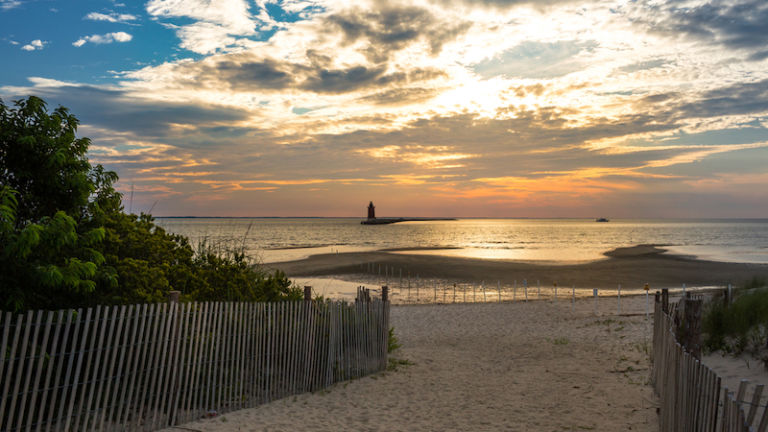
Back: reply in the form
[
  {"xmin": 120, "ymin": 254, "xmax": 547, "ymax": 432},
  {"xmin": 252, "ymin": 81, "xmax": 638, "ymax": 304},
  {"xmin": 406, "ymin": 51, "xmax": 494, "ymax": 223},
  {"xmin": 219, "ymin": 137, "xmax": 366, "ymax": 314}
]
[
  {"xmin": 482, "ymin": 281, "xmax": 486, "ymax": 302},
  {"xmin": 537, "ymin": 280, "xmax": 540, "ymax": 300},
  {"xmin": 571, "ymin": 285, "xmax": 575, "ymax": 311},
  {"xmin": 554, "ymin": 282, "xmax": 558, "ymax": 303},
  {"xmin": 617, "ymin": 284, "xmax": 621, "ymax": 315},
  {"xmin": 513, "ymin": 280, "xmax": 517, "ymax": 301},
  {"xmin": 571, "ymin": 285, "xmax": 576, "ymax": 310},
  {"xmin": 644, "ymin": 283, "xmax": 650, "ymax": 320},
  {"xmin": 497, "ymin": 281, "xmax": 501, "ymax": 303},
  {"xmin": 524, "ymin": 279, "xmax": 528, "ymax": 302},
  {"xmin": 593, "ymin": 288, "xmax": 598, "ymax": 315}
]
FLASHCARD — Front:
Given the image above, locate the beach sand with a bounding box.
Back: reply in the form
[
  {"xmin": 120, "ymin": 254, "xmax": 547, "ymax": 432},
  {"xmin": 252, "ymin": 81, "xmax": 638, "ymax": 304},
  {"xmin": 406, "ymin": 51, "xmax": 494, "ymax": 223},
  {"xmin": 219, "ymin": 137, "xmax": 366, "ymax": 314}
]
[
  {"xmin": 160, "ymin": 296, "xmax": 658, "ymax": 432},
  {"xmin": 270, "ymin": 245, "xmax": 768, "ymax": 291}
]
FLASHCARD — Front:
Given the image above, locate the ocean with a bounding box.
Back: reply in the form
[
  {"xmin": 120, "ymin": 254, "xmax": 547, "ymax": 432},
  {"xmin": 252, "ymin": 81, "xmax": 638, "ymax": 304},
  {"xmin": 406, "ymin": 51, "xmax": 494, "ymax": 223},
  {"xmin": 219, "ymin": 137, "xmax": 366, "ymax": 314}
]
[{"xmin": 154, "ymin": 218, "xmax": 768, "ymax": 265}]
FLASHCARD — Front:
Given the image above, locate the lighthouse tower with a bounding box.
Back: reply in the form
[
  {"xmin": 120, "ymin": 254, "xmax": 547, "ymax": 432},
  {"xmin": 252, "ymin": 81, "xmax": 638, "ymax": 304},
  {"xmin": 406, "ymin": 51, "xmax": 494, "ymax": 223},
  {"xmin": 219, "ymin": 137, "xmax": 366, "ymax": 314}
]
[{"xmin": 367, "ymin": 201, "xmax": 376, "ymax": 219}]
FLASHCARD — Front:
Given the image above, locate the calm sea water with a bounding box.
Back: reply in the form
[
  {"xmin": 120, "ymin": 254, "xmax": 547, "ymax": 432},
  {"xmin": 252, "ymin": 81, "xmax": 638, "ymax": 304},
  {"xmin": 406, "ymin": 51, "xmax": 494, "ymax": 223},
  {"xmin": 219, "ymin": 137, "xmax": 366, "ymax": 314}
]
[{"xmin": 154, "ymin": 218, "xmax": 768, "ymax": 264}]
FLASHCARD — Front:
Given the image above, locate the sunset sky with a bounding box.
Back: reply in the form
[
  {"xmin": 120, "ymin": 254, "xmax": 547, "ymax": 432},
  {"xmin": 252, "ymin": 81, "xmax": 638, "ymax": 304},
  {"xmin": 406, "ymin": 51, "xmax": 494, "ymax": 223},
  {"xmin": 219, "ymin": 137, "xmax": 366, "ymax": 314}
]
[{"xmin": 2, "ymin": 0, "xmax": 767, "ymax": 218}]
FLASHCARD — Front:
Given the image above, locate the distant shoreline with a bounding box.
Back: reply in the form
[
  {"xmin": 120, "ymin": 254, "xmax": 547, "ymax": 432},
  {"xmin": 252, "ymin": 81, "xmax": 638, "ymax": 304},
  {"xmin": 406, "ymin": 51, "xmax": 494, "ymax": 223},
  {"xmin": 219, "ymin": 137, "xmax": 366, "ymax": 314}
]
[{"xmin": 270, "ymin": 244, "xmax": 768, "ymax": 290}]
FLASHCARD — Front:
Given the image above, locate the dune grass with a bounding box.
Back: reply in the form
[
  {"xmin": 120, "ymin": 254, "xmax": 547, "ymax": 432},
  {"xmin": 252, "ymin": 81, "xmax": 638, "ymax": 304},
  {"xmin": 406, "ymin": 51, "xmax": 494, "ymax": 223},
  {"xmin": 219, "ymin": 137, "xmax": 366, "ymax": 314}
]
[{"xmin": 702, "ymin": 277, "xmax": 768, "ymax": 366}]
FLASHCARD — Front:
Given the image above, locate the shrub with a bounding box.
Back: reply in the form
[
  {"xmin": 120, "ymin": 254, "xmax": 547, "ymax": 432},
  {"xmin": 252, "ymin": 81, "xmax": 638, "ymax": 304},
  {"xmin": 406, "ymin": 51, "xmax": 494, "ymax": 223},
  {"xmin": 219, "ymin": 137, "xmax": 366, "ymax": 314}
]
[{"xmin": 1, "ymin": 96, "xmax": 300, "ymax": 311}]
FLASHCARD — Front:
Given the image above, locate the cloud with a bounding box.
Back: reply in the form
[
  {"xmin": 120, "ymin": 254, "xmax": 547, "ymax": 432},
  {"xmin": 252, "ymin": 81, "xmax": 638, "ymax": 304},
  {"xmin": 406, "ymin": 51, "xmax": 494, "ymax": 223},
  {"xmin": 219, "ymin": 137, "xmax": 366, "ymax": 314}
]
[
  {"xmin": 358, "ymin": 87, "xmax": 443, "ymax": 106},
  {"xmin": 428, "ymin": 0, "xmax": 578, "ymax": 9},
  {"xmin": 2, "ymin": 82, "xmax": 251, "ymax": 139},
  {"xmin": 73, "ymin": 32, "xmax": 133, "ymax": 47},
  {"xmin": 0, "ymin": 0, "xmax": 22, "ymax": 11},
  {"xmin": 85, "ymin": 11, "xmax": 138, "ymax": 23},
  {"xmin": 326, "ymin": 5, "xmax": 471, "ymax": 62},
  {"xmin": 630, "ymin": 0, "xmax": 768, "ymax": 60},
  {"xmin": 146, "ymin": 0, "xmax": 255, "ymax": 33},
  {"xmin": 146, "ymin": 0, "xmax": 260, "ymax": 54},
  {"xmin": 677, "ymin": 79, "xmax": 768, "ymax": 119},
  {"xmin": 21, "ymin": 39, "xmax": 44, "ymax": 51},
  {"xmin": 127, "ymin": 50, "xmax": 447, "ymax": 97},
  {"xmin": 473, "ymin": 40, "xmax": 598, "ymax": 79}
]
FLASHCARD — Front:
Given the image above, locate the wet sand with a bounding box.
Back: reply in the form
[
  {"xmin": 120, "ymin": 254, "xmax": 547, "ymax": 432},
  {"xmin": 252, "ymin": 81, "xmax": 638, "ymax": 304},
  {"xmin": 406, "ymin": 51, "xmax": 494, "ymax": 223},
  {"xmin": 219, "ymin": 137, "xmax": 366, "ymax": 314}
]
[{"xmin": 270, "ymin": 245, "xmax": 768, "ymax": 290}]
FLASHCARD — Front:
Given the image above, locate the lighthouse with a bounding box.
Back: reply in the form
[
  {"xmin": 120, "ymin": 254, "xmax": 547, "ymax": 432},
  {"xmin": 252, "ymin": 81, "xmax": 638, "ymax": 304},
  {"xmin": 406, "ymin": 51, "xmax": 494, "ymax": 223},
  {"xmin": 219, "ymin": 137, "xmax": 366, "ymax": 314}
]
[{"xmin": 367, "ymin": 201, "xmax": 376, "ymax": 219}]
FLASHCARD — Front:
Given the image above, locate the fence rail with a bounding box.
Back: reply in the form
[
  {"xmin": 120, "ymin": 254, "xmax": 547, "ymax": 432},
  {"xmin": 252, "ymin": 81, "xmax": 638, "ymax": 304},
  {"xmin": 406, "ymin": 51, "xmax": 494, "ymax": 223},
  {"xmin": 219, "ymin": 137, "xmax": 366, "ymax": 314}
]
[
  {"xmin": 652, "ymin": 294, "xmax": 768, "ymax": 432},
  {"xmin": 0, "ymin": 298, "xmax": 389, "ymax": 432}
]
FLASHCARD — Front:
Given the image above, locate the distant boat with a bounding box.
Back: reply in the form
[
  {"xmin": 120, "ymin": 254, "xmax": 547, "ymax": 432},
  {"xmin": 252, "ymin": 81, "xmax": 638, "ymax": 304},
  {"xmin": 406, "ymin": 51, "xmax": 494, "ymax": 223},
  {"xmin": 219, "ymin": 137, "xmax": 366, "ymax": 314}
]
[{"xmin": 595, "ymin": 218, "xmax": 610, "ymax": 222}]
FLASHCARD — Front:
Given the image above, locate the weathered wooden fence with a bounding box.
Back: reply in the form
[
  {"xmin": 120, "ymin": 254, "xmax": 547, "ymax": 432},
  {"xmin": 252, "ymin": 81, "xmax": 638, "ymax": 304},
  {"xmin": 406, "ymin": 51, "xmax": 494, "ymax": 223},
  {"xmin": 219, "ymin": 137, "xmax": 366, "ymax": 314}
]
[
  {"xmin": 0, "ymin": 297, "xmax": 389, "ymax": 432},
  {"xmin": 652, "ymin": 293, "xmax": 768, "ymax": 432}
]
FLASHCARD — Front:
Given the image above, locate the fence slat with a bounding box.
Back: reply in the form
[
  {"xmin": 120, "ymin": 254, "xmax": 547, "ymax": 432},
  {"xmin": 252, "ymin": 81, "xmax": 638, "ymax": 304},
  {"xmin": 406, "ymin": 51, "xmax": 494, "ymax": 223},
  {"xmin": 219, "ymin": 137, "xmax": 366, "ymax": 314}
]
[
  {"xmin": 72, "ymin": 307, "xmax": 99, "ymax": 427},
  {"xmin": 61, "ymin": 309, "xmax": 84, "ymax": 430},
  {"xmin": 123, "ymin": 304, "xmax": 151, "ymax": 430},
  {"xmin": 747, "ymin": 384, "xmax": 764, "ymax": 427},
  {"xmin": 166, "ymin": 302, "xmax": 185, "ymax": 426},
  {"xmin": 26, "ymin": 311, "xmax": 53, "ymax": 432},
  {"xmin": 15, "ymin": 310, "xmax": 43, "ymax": 432},
  {"xmin": 113, "ymin": 305, "xmax": 141, "ymax": 431},
  {"xmin": 88, "ymin": 306, "xmax": 117, "ymax": 432},
  {"xmin": 185, "ymin": 302, "xmax": 205, "ymax": 423},
  {"xmin": 36, "ymin": 311, "xmax": 64, "ymax": 432},
  {"xmin": 174, "ymin": 302, "xmax": 194, "ymax": 425},
  {"xmin": 6, "ymin": 312, "xmax": 33, "ymax": 431},
  {"xmin": 99, "ymin": 305, "xmax": 128, "ymax": 431}
]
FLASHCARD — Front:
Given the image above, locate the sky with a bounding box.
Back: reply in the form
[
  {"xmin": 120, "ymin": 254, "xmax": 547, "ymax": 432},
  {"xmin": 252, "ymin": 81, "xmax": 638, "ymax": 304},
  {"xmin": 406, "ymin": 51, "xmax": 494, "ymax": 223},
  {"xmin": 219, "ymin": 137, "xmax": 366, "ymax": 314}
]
[{"xmin": 1, "ymin": 0, "xmax": 768, "ymax": 218}]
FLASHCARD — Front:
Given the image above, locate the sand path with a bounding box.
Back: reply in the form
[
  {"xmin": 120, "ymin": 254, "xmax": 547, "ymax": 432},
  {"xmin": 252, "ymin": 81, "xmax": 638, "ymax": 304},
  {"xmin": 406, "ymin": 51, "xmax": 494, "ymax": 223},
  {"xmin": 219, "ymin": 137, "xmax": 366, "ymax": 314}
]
[{"xmin": 161, "ymin": 296, "xmax": 658, "ymax": 431}]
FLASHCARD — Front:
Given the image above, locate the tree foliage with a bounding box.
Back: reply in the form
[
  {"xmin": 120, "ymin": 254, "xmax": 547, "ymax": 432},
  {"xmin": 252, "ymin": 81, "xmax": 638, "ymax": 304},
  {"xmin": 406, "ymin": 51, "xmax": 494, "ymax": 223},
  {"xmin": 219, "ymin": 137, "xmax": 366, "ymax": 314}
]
[{"xmin": 1, "ymin": 96, "xmax": 300, "ymax": 312}]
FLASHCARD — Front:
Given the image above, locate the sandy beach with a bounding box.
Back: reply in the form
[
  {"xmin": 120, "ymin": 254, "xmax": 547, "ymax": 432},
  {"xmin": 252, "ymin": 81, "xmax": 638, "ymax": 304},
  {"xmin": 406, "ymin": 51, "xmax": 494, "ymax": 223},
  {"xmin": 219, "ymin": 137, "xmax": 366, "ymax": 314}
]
[
  {"xmin": 155, "ymin": 246, "xmax": 768, "ymax": 432},
  {"xmin": 160, "ymin": 296, "xmax": 658, "ymax": 432},
  {"xmin": 271, "ymin": 245, "xmax": 768, "ymax": 291}
]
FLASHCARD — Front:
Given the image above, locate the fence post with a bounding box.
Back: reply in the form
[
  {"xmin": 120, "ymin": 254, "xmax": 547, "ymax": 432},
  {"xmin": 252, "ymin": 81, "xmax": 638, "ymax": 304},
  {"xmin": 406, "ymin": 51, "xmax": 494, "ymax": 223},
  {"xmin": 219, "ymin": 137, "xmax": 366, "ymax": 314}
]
[
  {"xmin": 382, "ymin": 286, "xmax": 388, "ymax": 303},
  {"xmin": 661, "ymin": 288, "xmax": 669, "ymax": 313},
  {"xmin": 168, "ymin": 291, "xmax": 181, "ymax": 303},
  {"xmin": 304, "ymin": 286, "xmax": 312, "ymax": 303},
  {"xmin": 683, "ymin": 298, "xmax": 702, "ymax": 359}
]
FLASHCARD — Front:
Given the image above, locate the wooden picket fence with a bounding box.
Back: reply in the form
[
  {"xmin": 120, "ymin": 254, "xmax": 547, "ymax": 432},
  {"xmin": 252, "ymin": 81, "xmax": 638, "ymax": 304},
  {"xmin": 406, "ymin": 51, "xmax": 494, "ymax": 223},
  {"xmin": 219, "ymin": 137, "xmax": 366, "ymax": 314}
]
[
  {"xmin": 0, "ymin": 297, "xmax": 389, "ymax": 432},
  {"xmin": 652, "ymin": 295, "xmax": 768, "ymax": 432}
]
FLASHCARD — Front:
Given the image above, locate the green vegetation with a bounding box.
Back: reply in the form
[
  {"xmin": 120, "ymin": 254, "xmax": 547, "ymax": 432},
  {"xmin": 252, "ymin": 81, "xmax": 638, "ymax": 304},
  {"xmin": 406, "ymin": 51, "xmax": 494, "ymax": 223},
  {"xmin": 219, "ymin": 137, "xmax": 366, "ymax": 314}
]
[
  {"xmin": 386, "ymin": 327, "xmax": 413, "ymax": 371},
  {"xmin": 387, "ymin": 327, "xmax": 401, "ymax": 353},
  {"xmin": 1, "ymin": 96, "xmax": 301, "ymax": 312},
  {"xmin": 702, "ymin": 278, "xmax": 768, "ymax": 364}
]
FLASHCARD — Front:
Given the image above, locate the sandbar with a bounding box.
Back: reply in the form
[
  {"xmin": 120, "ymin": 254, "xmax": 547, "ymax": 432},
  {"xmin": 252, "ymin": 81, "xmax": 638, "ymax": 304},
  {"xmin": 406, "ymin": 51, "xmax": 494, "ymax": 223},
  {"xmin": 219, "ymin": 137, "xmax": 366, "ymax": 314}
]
[{"xmin": 270, "ymin": 244, "xmax": 768, "ymax": 290}]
